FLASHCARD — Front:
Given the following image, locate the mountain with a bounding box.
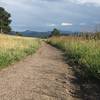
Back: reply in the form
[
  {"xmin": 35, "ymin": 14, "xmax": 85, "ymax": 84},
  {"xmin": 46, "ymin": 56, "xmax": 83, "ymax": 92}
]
[
  {"xmin": 10, "ymin": 30, "xmax": 73, "ymax": 38},
  {"xmin": 21, "ymin": 30, "xmax": 50, "ymax": 38},
  {"xmin": 21, "ymin": 30, "xmax": 73, "ymax": 37}
]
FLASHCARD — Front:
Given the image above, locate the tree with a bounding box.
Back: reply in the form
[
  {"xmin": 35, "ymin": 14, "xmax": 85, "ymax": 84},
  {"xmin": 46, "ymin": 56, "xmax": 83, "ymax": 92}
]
[
  {"xmin": 0, "ymin": 7, "xmax": 11, "ymax": 33},
  {"xmin": 51, "ymin": 28, "xmax": 60, "ymax": 37},
  {"xmin": 16, "ymin": 32, "xmax": 23, "ymax": 36}
]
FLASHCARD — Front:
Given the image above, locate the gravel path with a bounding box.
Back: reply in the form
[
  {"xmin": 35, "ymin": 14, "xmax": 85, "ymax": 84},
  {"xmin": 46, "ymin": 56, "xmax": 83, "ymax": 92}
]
[{"xmin": 0, "ymin": 43, "xmax": 81, "ymax": 100}]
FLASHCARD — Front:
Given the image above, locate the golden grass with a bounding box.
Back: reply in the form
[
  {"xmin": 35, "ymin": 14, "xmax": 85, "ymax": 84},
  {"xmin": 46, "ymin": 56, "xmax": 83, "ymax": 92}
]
[
  {"xmin": 0, "ymin": 34, "xmax": 41, "ymax": 68},
  {"xmin": 49, "ymin": 36, "xmax": 100, "ymax": 79}
]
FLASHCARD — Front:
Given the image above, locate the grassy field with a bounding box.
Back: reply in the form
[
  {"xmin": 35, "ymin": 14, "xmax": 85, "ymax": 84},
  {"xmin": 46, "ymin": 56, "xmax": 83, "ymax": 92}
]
[
  {"xmin": 48, "ymin": 36, "xmax": 100, "ymax": 80},
  {"xmin": 0, "ymin": 34, "xmax": 41, "ymax": 68}
]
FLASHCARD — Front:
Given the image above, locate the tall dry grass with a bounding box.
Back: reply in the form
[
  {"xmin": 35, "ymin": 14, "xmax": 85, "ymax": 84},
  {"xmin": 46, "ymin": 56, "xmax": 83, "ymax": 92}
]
[
  {"xmin": 0, "ymin": 34, "xmax": 41, "ymax": 68},
  {"xmin": 49, "ymin": 36, "xmax": 100, "ymax": 80}
]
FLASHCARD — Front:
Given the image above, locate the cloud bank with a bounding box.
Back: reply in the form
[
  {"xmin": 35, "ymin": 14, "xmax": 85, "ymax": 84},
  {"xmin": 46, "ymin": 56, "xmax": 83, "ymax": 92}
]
[{"xmin": 0, "ymin": 0, "xmax": 100, "ymax": 31}]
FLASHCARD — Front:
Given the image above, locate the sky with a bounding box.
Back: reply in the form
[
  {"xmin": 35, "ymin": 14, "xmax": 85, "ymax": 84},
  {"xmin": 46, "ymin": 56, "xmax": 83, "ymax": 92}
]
[{"xmin": 0, "ymin": 0, "xmax": 100, "ymax": 32}]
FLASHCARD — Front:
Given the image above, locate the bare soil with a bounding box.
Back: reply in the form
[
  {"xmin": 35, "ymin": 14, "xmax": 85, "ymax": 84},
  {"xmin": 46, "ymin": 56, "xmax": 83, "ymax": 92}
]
[{"xmin": 0, "ymin": 43, "xmax": 82, "ymax": 100}]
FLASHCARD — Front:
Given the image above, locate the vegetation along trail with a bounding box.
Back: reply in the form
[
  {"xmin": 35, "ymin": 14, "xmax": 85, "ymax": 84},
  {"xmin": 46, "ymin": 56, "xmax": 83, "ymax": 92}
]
[{"xmin": 0, "ymin": 43, "xmax": 82, "ymax": 100}]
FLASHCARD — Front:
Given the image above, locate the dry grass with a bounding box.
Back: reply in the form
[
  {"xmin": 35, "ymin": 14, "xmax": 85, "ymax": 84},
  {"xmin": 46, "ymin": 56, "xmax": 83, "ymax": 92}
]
[
  {"xmin": 48, "ymin": 36, "xmax": 100, "ymax": 80},
  {"xmin": 0, "ymin": 34, "xmax": 41, "ymax": 68}
]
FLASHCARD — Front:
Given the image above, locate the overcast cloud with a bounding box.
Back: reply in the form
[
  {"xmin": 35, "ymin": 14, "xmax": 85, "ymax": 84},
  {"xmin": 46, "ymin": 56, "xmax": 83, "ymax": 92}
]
[{"xmin": 0, "ymin": 0, "xmax": 100, "ymax": 31}]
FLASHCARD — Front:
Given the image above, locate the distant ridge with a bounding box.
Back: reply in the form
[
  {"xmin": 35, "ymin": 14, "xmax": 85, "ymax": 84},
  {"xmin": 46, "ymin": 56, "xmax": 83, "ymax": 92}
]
[
  {"xmin": 21, "ymin": 30, "xmax": 50, "ymax": 37},
  {"xmin": 11, "ymin": 30, "xmax": 73, "ymax": 37}
]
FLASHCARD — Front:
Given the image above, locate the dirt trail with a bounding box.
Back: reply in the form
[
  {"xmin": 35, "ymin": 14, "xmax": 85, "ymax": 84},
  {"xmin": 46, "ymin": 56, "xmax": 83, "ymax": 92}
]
[{"xmin": 0, "ymin": 43, "xmax": 82, "ymax": 100}]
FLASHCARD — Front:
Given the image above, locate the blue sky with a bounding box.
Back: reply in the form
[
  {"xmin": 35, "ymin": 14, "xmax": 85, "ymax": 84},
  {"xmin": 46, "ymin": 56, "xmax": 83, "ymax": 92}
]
[{"xmin": 0, "ymin": 0, "xmax": 100, "ymax": 31}]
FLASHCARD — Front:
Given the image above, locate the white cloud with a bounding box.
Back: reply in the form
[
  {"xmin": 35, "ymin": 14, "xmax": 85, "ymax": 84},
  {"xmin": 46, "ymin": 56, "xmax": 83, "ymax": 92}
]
[
  {"xmin": 47, "ymin": 24, "xmax": 56, "ymax": 27},
  {"xmin": 73, "ymin": 0, "xmax": 100, "ymax": 6},
  {"xmin": 0, "ymin": 0, "xmax": 34, "ymax": 8},
  {"xmin": 61, "ymin": 22, "xmax": 72, "ymax": 26},
  {"xmin": 0, "ymin": 0, "xmax": 100, "ymax": 31}
]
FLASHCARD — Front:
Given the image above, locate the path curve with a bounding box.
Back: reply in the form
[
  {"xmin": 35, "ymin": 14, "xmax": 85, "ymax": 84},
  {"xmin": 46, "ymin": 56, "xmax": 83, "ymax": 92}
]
[{"xmin": 0, "ymin": 43, "xmax": 81, "ymax": 100}]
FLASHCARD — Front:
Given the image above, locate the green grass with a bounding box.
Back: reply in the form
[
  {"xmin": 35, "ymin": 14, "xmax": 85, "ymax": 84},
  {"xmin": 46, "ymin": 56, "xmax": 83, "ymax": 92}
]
[
  {"xmin": 0, "ymin": 34, "xmax": 41, "ymax": 68},
  {"xmin": 48, "ymin": 36, "xmax": 100, "ymax": 80}
]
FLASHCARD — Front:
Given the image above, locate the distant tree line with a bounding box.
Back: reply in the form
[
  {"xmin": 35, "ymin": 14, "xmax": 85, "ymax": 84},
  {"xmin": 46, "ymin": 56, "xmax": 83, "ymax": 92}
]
[
  {"xmin": 15, "ymin": 32, "xmax": 23, "ymax": 36},
  {"xmin": 0, "ymin": 7, "xmax": 11, "ymax": 33},
  {"xmin": 50, "ymin": 28, "xmax": 61, "ymax": 37},
  {"xmin": 73, "ymin": 32, "xmax": 100, "ymax": 40},
  {"xmin": 50, "ymin": 28, "xmax": 100, "ymax": 40}
]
